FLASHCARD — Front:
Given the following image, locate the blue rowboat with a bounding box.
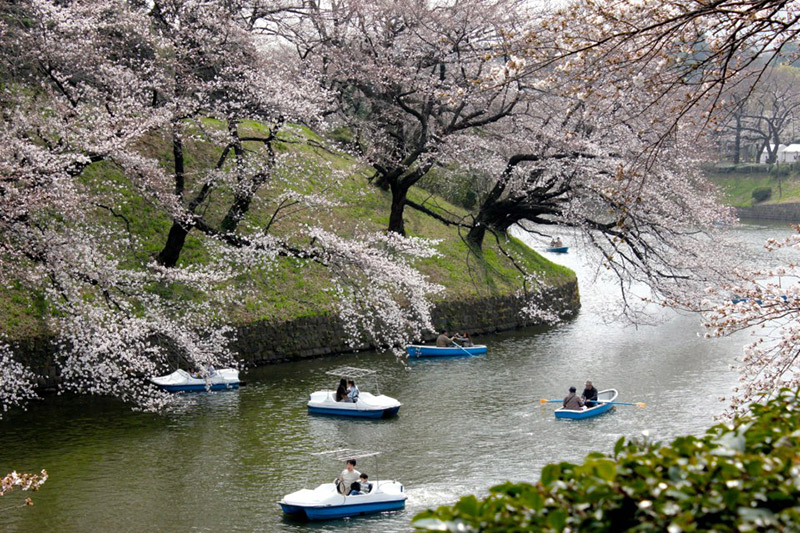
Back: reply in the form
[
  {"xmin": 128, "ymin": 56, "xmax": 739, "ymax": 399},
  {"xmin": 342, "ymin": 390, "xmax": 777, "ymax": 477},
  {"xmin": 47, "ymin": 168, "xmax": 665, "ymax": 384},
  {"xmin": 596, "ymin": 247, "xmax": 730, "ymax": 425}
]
[
  {"xmin": 406, "ymin": 344, "xmax": 487, "ymax": 358},
  {"xmin": 545, "ymin": 246, "xmax": 569, "ymax": 253},
  {"xmin": 555, "ymin": 389, "xmax": 617, "ymax": 420}
]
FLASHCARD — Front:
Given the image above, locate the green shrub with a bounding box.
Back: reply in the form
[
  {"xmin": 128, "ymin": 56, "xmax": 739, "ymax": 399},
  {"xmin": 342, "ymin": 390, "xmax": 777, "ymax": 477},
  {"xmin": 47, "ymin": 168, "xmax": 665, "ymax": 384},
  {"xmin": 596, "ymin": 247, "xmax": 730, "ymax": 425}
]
[
  {"xmin": 770, "ymin": 164, "xmax": 791, "ymax": 177},
  {"xmin": 752, "ymin": 186, "xmax": 772, "ymax": 203},
  {"xmin": 413, "ymin": 390, "xmax": 800, "ymax": 532}
]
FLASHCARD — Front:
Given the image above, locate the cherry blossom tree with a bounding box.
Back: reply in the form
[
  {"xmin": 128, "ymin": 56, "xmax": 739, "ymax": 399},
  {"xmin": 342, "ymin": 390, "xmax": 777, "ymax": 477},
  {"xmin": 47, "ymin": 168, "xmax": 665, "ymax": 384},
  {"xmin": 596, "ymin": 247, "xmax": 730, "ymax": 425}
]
[
  {"xmin": 550, "ymin": 0, "xmax": 800, "ymax": 127},
  {"xmin": 262, "ymin": 0, "xmax": 539, "ymax": 235},
  {"xmin": 701, "ymin": 232, "xmax": 800, "ymax": 415},
  {"xmin": 738, "ymin": 65, "xmax": 800, "ymax": 165},
  {"xmin": 546, "ymin": 0, "xmax": 800, "ymax": 409},
  {"xmin": 0, "ymin": 0, "xmax": 442, "ymax": 413}
]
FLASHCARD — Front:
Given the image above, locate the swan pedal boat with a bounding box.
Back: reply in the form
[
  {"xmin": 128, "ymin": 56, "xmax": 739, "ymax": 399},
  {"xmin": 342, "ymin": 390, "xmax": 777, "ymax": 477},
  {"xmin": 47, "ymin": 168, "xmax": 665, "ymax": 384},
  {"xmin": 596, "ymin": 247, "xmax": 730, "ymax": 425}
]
[
  {"xmin": 406, "ymin": 344, "xmax": 487, "ymax": 358},
  {"xmin": 280, "ymin": 480, "xmax": 406, "ymax": 520},
  {"xmin": 307, "ymin": 390, "xmax": 401, "ymax": 418},
  {"xmin": 555, "ymin": 388, "xmax": 618, "ymax": 419},
  {"xmin": 150, "ymin": 368, "xmax": 240, "ymax": 392}
]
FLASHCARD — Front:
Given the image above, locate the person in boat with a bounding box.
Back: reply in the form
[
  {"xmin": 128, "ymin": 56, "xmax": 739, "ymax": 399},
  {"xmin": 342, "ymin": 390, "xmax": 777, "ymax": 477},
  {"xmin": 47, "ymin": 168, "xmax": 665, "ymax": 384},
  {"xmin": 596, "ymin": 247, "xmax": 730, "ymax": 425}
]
[
  {"xmin": 461, "ymin": 332, "xmax": 473, "ymax": 347},
  {"xmin": 191, "ymin": 364, "xmax": 215, "ymax": 378},
  {"xmin": 337, "ymin": 459, "xmax": 360, "ymax": 495},
  {"xmin": 348, "ymin": 481, "xmax": 362, "ymax": 495},
  {"xmin": 345, "ymin": 379, "xmax": 359, "ymax": 403},
  {"xmin": 582, "ymin": 380, "xmax": 598, "ymax": 408},
  {"xmin": 549, "ymin": 237, "xmax": 563, "ymax": 248},
  {"xmin": 335, "ymin": 378, "xmax": 348, "ymax": 402},
  {"xmin": 563, "ymin": 386, "xmax": 585, "ymax": 410},
  {"xmin": 359, "ymin": 473, "xmax": 372, "ymax": 494},
  {"xmin": 436, "ymin": 330, "xmax": 454, "ymax": 347}
]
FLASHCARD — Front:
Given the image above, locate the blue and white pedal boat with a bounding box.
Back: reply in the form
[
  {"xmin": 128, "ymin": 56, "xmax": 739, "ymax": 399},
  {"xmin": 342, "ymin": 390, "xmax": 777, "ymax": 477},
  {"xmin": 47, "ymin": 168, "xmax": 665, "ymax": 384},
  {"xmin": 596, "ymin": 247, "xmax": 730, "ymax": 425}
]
[
  {"xmin": 406, "ymin": 344, "xmax": 487, "ymax": 358},
  {"xmin": 281, "ymin": 449, "xmax": 406, "ymax": 521},
  {"xmin": 307, "ymin": 390, "xmax": 401, "ymax": 418},
  {"xmin": 555, "ymin": 389, "xmax": 617, "ymax": 420},
  {"xmin": 150, "ymin": 368, "xmax": 239, "ymax": 392},
  {"xmin": 280, "ymin": 480, "xmax": 406, "ymax": 520},
  {"xmin": 307, "ymin": 367, "xmax": 401, "ymax": 418}
]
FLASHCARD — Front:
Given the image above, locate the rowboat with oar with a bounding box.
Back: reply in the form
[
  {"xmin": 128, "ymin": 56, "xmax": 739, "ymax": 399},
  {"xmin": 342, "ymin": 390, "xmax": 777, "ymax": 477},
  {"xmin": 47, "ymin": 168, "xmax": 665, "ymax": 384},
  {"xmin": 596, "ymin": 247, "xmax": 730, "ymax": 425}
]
[
  {"xmin": 554, "ymin": 388, "xmax": 618, "ymax": 420},
  {"xmin": 405, "ymin": 344, "xmax": 487, "ymax": 358}
]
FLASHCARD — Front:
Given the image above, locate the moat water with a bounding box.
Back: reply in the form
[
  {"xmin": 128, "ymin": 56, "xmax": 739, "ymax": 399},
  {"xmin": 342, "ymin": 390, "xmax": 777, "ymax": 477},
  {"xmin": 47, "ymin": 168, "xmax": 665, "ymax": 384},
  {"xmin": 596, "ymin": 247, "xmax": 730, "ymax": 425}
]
[{"xmin": 1, "ymin": 221, "xmax": 792, "ymax": 532}]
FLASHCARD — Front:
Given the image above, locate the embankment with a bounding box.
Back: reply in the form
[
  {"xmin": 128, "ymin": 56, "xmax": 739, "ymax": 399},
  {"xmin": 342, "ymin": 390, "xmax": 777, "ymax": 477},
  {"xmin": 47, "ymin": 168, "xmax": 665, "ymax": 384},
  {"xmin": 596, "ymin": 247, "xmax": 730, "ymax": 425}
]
[
  {"xmin": 735, "ymin": 203, "xmax": 800, "ymax": 222},
  {"xmin": 15, "ymin": 278, "xmax": 580, "ymax": 390}
]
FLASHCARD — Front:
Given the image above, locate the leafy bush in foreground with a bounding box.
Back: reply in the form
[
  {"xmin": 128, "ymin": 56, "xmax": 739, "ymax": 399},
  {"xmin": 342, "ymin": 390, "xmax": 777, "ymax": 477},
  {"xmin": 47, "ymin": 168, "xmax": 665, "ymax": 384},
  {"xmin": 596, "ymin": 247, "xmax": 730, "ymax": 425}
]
[{"xmin": 413, "ymin": 391, "xmax": 800, "ymax": 532}]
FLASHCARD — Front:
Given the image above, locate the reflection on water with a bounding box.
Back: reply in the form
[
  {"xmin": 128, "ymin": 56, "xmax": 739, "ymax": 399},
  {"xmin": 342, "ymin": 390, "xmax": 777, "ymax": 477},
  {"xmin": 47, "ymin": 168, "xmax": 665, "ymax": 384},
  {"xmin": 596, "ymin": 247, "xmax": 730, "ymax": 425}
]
[{"xmin": 0, "ymin": 221, "xmax": 794, "ymax": 532}]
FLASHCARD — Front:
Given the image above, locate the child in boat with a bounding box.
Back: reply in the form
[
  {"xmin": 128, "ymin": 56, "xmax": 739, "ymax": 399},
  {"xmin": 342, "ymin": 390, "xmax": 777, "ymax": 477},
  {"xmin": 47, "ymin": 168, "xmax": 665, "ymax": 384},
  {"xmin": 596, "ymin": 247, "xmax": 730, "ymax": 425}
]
[
  {"xmin": 348, "ymin": 474, "xmax": 371, "ymax": 495},
  {"xmin": 359, "ymin": 473, "xmax": 372, "ymax": 493},
  {"xmin": 346, "ymin": 380, "xmax": 359, "ymax": 402}
]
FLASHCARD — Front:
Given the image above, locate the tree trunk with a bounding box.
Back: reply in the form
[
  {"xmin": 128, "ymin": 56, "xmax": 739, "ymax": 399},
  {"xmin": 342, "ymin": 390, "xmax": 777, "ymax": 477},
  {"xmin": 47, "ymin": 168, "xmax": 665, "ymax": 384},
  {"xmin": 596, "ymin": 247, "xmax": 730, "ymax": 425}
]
[
  {"xmin": 733, "ymin": 116, "xmax": 741, "ymax": 165},
  {"xmin": 157, "ymin": 222, "xmax": 190, "ymax": 268},
  {"xmin": 157, "ymin": 125, "xmax": 189, "ymax": 267},
  {"xmin": 466, "ymin": 222, "xmax": 486, "ymax": 249},
  {"xmin": 220, "ymin": 189, "xmax": 256, "ymax": 233},
  {"xmin": 387, "ymin": 183, "xmax": 407, "ymax": 235}
]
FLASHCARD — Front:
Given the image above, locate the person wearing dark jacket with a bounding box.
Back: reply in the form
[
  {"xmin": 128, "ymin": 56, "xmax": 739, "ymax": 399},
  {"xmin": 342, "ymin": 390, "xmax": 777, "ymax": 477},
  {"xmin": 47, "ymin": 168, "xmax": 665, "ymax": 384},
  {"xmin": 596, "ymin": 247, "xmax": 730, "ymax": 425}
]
[
  {"xmin": 335, "ymin": 378, "xmax": 348, "ymax": 402},
  {"xmin": 563, "ymin": 386, "xmax": 585, "ymax": 410},
  {"xmin": 582, "ymin": 380, "xmax": 598, "ymax": 408}
]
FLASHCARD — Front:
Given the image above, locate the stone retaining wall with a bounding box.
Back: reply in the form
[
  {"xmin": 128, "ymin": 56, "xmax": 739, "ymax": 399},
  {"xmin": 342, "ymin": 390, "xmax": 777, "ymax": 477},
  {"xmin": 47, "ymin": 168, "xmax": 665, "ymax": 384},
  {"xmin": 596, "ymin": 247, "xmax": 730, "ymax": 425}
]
[
  {"xmin": 233, "ymin": 279, "xmax": 580, "ymax": 365},
  {"xmin": 736, "ymin": 203, "xmax": 800, "ymax": 222},
  {"xmin": 16, "ymin": 279, "xmax": 580, "ymax": 390}
]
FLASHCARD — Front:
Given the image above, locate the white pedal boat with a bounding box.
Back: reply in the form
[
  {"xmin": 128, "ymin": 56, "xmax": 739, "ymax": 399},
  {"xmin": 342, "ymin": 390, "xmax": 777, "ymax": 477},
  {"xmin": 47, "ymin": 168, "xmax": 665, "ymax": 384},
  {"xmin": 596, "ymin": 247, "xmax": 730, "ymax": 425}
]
[
  {"xmin": 307, "ymin": 390, "xmax": 401, "ymax": 418},
  {"xmin": 280, "ymin": 480, "xmax": 406, "ymax": 520},
  {"xmin": 308, "ymin": 367, "xmax": 401, "ymax": 418},
  {"xmin": 150, "ymin": 368, "xmax": 239, "ymax": 392}
]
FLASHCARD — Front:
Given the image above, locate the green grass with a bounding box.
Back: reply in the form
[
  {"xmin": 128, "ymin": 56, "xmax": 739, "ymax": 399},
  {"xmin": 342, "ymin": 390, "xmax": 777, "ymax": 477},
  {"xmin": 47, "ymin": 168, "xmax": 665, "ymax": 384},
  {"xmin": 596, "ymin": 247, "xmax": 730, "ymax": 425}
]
[
  {"xmin": 0, "ymin": 121, "xmax": 575, "ymax": 340},
  {"xmin": 706, "ymin": 166, "xmax": 800, "ymax": 207}
]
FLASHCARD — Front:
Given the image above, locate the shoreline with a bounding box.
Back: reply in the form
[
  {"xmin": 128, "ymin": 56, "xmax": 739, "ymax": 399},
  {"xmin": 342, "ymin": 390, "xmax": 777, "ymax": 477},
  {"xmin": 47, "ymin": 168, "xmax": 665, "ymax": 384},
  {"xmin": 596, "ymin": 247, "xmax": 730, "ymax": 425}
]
[
  {"xmin": 16, "ymin": 278, "xmax": 581, "ymax": 391},
  {"xmin": 735, "ymin": 203, "xmax": 800, "ymax": 222}
]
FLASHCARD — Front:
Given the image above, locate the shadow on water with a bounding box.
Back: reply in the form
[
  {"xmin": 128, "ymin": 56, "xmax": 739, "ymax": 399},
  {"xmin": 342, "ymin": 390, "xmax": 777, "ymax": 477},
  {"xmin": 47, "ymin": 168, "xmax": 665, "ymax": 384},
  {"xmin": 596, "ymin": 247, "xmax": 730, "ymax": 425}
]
[{"xmin": 1, "ymin": 221, "xmax": 796, "ymax": 532}]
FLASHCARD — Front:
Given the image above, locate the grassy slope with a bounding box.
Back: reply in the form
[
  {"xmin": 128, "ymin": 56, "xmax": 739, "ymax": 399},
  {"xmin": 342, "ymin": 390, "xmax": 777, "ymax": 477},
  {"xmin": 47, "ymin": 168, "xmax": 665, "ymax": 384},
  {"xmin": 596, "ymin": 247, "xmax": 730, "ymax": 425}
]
[
  {"xmin": 0, "ymin": 122, "xmax": 575, "ymax": 340},
  {"xmin": 706, "ymin": 166, "xmax": 800, "ymax": 207}
]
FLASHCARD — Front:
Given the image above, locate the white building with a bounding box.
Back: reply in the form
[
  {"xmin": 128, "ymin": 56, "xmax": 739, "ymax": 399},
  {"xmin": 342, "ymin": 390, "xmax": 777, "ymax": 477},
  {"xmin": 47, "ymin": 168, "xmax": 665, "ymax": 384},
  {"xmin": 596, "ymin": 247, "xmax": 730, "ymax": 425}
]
[{"xmin": 760, "ymin": 144, "xmax": 800, "ymax": 163}]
